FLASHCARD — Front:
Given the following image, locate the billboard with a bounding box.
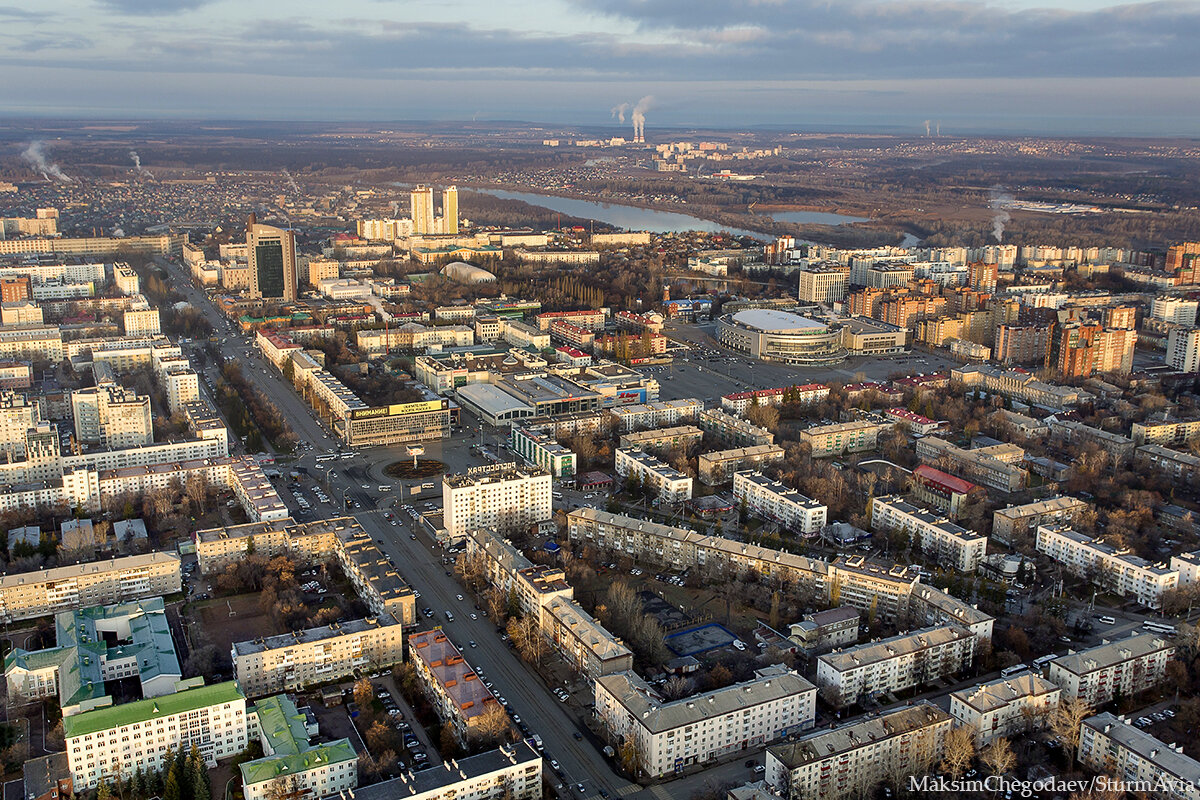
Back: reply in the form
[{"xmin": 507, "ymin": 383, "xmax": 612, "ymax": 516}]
[{"xmin": 349, "ymin": 399, "xmax": 445, "ymax": 421}]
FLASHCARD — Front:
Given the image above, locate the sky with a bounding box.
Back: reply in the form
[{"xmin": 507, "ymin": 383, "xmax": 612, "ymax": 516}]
[{"xmin": 2, "ymin": 0, "xmax": 1199, "ymax": 135}]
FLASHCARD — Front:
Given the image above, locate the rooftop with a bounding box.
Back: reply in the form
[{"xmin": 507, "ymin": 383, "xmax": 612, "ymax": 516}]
[
  {"xmin": 769, "ymin": 703, "xmax": 950, "ymax": 768},
  {"xmin": 62, "ymin": 681, "xmax": 244, "ymax": 739}
]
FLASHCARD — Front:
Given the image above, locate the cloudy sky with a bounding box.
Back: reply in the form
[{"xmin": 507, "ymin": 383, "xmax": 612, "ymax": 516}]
[{"xmin": 2, "ymin": 0, "xmax": 1198, "ymax": 134}]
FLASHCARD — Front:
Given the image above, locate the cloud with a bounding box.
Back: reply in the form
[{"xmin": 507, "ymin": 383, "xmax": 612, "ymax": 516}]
[
  {"xmin": 0, "ymin": 5, "xmax": 42, "ymax": 18},
  {"xmin": 94, "ymin": 0, "xmax": 213, "ymax": 14}
]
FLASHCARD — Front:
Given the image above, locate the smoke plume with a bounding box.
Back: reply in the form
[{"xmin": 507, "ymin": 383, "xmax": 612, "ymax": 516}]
[
  {"xmin": 631, "ymin": 95, "xmax": 654, "ymax": 142},
  {"xmin": 989, "ymin": 185, "xmax": 1013, "ymax": 243},
  {"xmin": 129, "ymin": 150, "xmax": 154, "ymax": 179},
  {"xmin": 22, "ymin": 141, "xmax": 72, "ymax": 183},
  {"xmin": 610, "ymin": 103, "xmax": 630, "ymax": 123},
  {"xmin": 923, "ymin": 120, "xmax": 931, "ymax": 137},
  {"xmin": 282, "ymin": 168, "xmax": 300, "ymax": 193}
]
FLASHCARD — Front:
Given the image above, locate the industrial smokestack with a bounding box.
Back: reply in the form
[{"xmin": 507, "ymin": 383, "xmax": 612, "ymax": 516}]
[{"xmin": 631, "ymin": 95, "xmax": 654, "ymax": 143}]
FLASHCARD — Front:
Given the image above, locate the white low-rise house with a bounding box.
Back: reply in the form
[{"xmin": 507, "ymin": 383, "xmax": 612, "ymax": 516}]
[
  {"xmin": 765, "ymin": 703, "xmax": 952, "ymax": 800},
  {"xmin": 949, "ymin": 673, "xmax": 1061, "ymax": 745},
  {"xmin": 1047, "ymin": 633, "xmax": 1174, "ymax": 706},
  {"xmin": 615, "ymin": 447, "xmax": 693, "ymax": 503},
  {"xmin": 869, "ymin": 495, "xmax": 986, "ymax": 573},
  {"xmin": 1036, "ymin": 525, "xmax": 1178, "ymax": 609},
  {"xmin": 595, "ymin": 665, "xmax": 816, "ymax": 778},
  {"xmin": 1079, "ymin": 713, "xmax": 1200, "ymax": 800},
  {"xmin": 732, "ymin": 471, "xmax": 827, "ymax": 536},
  {"xmin": 816, "ymin": 625, "xmax": 976, "ymax": 706}
]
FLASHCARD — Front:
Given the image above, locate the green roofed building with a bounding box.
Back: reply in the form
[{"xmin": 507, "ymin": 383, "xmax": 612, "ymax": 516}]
[
  {"xmin": 63, "ymin": 680, "xmax": 248, "ymax": 789},
  {"xmin": 5, "ymin": 598, "xmax": 182, "ymax": 715},
  {"xmin": 240, "ymin": 695, "xmax": 357, "ymax": 800}
]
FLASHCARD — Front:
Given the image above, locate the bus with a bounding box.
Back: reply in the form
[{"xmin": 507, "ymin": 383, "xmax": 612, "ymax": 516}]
[
  {"xmin": 316, "ymin": 454, "xmax": 337, "ymax": 463},
  {"xmin": 378, "ymin": 485, "xmax": 391, "ymax": 493},
  {"xmin": 1033, "ymin": 654, "xmax": 1056, "ymax": 669},
  {"xmin": 1001, "ymin": 664, "xmax": 1030, "ymax": 679},
  {"xmin": 1143, "ymin": 621, "xmax": 1177, "ymax": 636}
]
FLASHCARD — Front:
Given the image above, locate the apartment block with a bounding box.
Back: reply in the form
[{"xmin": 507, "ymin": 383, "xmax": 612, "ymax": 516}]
[
  {"xmin": 732, "ymin": 471, "xmax": 827, "ymax": 536},
  {"xmin": 1079, "ymin": 713, "xmax": 1200, "ymax": 799},
  {"xmin": 240, "ymin": 695, "xmax": 356, "ymax": 800},
  {"xmin": 232, "ymin": 616, "xmax": 404, "ymax": 697},
  {"xmin": 1137, "ymin": 444, "xmax": 1200, "ymax": 482},
  {"xmin": 0, "ymin": 551, "xmax": 181, "ymax": 622},
  {"xmin": 698, "ymin": 408, "xmax": 775, "ymax": 447},
  {"xmin": 596, "ymin": 665, "xmax": 816, "ymax": 778},
  {"xmin": 869, "ymin": 495, "xmax": 986, "ymax": 573},
  {"xmin": 70, "ymin": 383, "xmax": 152, "ymax": 449},
  {"xmin": 611, "ymin": 399, "xmax": 703, "ymax": 432},
  {"xmin": 351, "ymin": 742, "xmax": 542, "ymax": 800},
  {"xmin": 798, "ymin": 420, "xmax": 888, "ymax": 457},
  {"xmin": 618, "ymin": 425, "xmax": 703, "ymax": 455},
  {"xmin": 1132, "ymin": 417, "xmax": 1200, "ymax": 446},
  {"xmin": 442, "ymin": 462, "xmax": 553, "ymax": 539},
  {"xmin": 915, "ymin": 436, "xmax": 1027, "ymax": 493},
  {"xmin": 949, "ymin": 674, "xmax": 1061, "ymax": 745},
  {"xmin": 1036, "ymin": 525, "xmax": 1177, "ymax": 609},
  {"xmin": 765, "ymin": 703, "xmax": 951, "ymax": 800},
  {"xmin": 508, "ymin": 426, "xmax": 576, "ymax": 478},
  {"xmin": 1150, "ymin": 296, "xmax": 1199, "ymax": 325},
  {"xmin": 797, "ymin": 267, "xmax": 848, "ymax": 304},
  {"xmin": 1047, "ymin": 633, "xmax": 1174, "ymax": 705},
  {"xmin": 698, "ymin": 445, "xmax": 784, "ymax": 485},
  {"xmin": 991, "ymin": 496, "xmax": 1089, "ymax": 547},
  {"xmin": 815, "ymin": 625, "xmax": 976, "ymax": 706},
  {"xmin": 408, "ymin": 630, "xmax": 502, "ymax": 743},
  {"xmin": 615, "ymin": 447, "xmax": 693, "ymax": 503},
  {"xmin": 64, "ymin": 681, "xmax": 248, "ymax": 789},
  {"xmin": 787, "ymin": 607, "xmax": 860, "ymax": 656}
]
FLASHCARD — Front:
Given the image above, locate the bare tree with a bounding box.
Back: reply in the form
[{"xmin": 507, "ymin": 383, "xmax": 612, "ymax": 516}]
[
  {"xmin": 940, "ymin": 725, "xmax": 976, "ymax": 779},
  {"xmin": 1050, "ymin": 697, "xmax": 1093, "ymax": 764},
  {"xmin": 469, "ymin": 704, "xmax": 513, "ymax": 746},
  {"xmin": 980, "ymin": 736, "xmax": 1015, "ymax": 777},
  {"xmin": 661, "ymin": 675, "xmax": 693, "ymax": 700}
]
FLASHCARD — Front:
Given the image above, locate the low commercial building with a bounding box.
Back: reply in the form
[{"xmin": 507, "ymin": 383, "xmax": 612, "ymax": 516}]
[
  {"xmin": 1036, "ymin": 525, "xmax": 1178, "ymax": 609},
  {"xmin": 732, "ymin": 471, "xmax": 827, "ymax": 536},
  {"xmin": 508, "ymin": 426, "xmax": 576, "ymax": 478},
  {"xmin": 991, "ymin": 495, "xmax": 1088, "ymax": 547},
  {"xmin": 240, "ymin": 695, "xmax": 357, "ymax": 800},
  {"xmin": 64, "ymin": 681, "xmax": 248, "ymax": 789},
  {"xmin": 764, "ymin": 703, "xmax": 952, "ymax": 800},
  {"xmin": 949, "ymin": 674, "xmax": 1061, "ymax": 745},
  {"xmin": 720, "ymin": 384, "xmax": 828, "ymax": 416},
  {"xmin": 408, "ymin": 630, "xmax": 503, "ymax": 743},
  {"xmin": 698, "ymin": 408, "xmax": 775, "ymax": 447},
  {"xmin": 698, "ymin": 445, "xmax": 784, "ymax": 485},
  {"xmin": 1079, "ymin": 713, "xmax": 1200, "ymax": 799},
  {"xmin": 232, "ymin": 617, "xmax": 404, "ymax": 697},
  {"xmin": 595, "ymin": 665, "xmax": 816, "ymax": 778},
  {"xmin": 1047, "ymin": 633, "xmax": 1174, "ymax": 705},
  {"xmin": 798, "ymin": 420, "xmax": 888, "ymax": 457},
  {"xmin": 615, "ymin": 447, "xmax": 693, "ymax": 503},
  {"xmin": 815, "ymin": 625, "xmax": 976, "ymax": 706},
  {"xmin": 868, "ymin": 495, "xmax": 986, "ymax": 573},
  {"xmin": 0, "ymin": 551, "xmax": 181, "ymax": 622},
  {"xmin": 884, "ymin": 407, "xmax": 939, "ymax": 435}
]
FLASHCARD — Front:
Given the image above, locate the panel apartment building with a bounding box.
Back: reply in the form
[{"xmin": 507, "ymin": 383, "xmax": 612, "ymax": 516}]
[
  {"xmin": 815, "ymin": 625, "xmax": 976, "ymax": 706},
  {"xmin": 991, "ymin": 495, "xmax": 1088, "ymax": 546},
  {"xmin": 698, "ymin": 445, "xmax": 785, "ymax": 486},
  {"xmin": 233, "ymin": 616, "xmax": 405, "ymax": 697},
  {"xmin": 798, "ymin": 419, "xmax": 889, "ymax": 457},
  {"xmin": 0, "ymin": 551, "xmax": 181, "ymax": 622},
  {"xmin": 949, "ymin": 673, "xmax": 1061, "ymax": 746},
  {"xmin": 868, "ymin": 495, "xmax": 986, "ymax": 573},
  {"xmin": 1079, "ymin": 713, "xmax": 1200, "ymax": 800},
  {"xmin": 1047, "ymin": 633, "xmax": 1175, "ymax": 706},
  {"xmin": 595, "ymin": 665, "xmax": 816, "ymax": 778},
  {"xmin": 764, "ymin": 703, "xmax": 952, "ymax": 800},
  {"xmin": 732, "ymin": 471, "xmax": 827, "ymax": 536},
  {"xmin": 442, "ymin": 462, "xmax": 553, "ymax": 539},
  {"xmin": 614, "ymin": 447, "xmax": 693, "ymax": 503},
  {"xmin": 1035, "ymin": 525, "xmax": 1178, "ymax": 609}
]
